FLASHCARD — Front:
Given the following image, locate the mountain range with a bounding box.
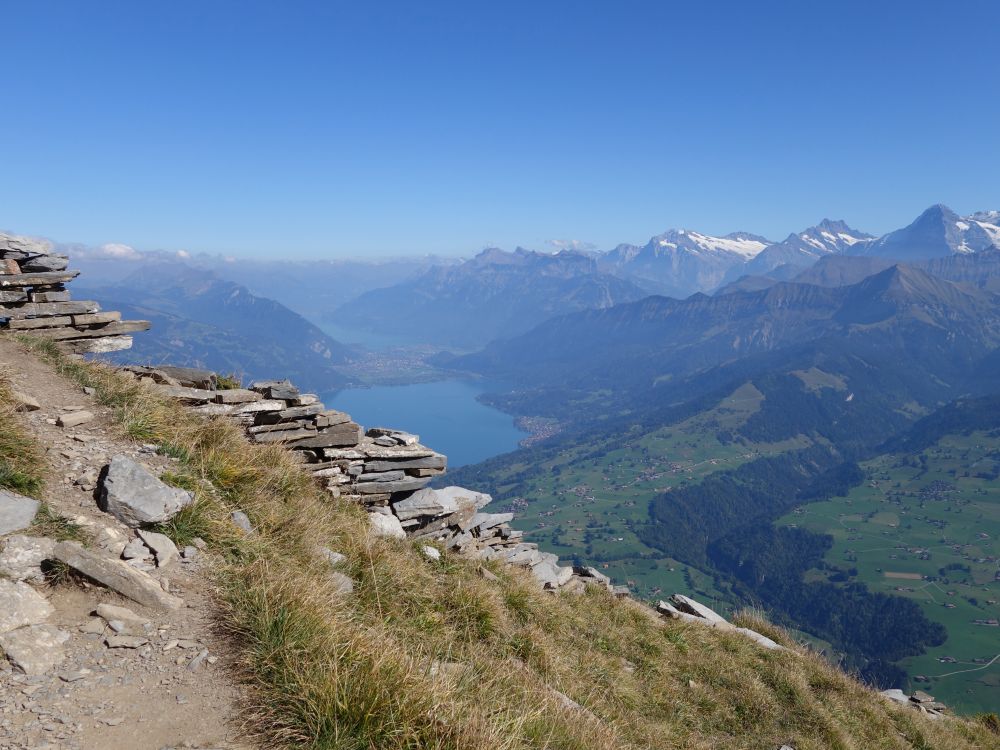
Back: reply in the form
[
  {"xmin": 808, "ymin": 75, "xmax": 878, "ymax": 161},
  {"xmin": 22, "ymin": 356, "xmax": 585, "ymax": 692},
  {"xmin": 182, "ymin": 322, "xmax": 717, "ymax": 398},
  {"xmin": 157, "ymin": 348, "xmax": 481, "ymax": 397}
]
[
  {"xmin": 327, "ymin": 204, "xmax": 999, "ymax": 347},
  {"xmin": 75, "ymin": 264, "xmax": 355, "ymax": 390},
  {"xmin": 596, "ymin": 229, "xmax": 771, "ymax": 296},
  {"xmin": 442, "ymin": 259, "xmax": 1000, "ymax": 423},
  {"xmin": 332, "ymin": 247, "xmax": 649, "ymax": 348}
]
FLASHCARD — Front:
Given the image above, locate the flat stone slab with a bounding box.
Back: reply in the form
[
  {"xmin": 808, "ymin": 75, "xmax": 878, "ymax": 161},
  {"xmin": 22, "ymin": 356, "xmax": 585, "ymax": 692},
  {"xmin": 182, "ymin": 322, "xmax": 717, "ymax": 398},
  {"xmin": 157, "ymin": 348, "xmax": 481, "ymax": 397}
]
[
  {"xmin": 250, "ymin": 379, "xmax": 299, "ymax": 400},
  {"xmin": 669, "ymin": 594, "xmax": 730, "ymax": 627},
  {"xmin": 392, "ymin": 486, "xmax": 488, "ymax": 522},
  {"xmin": 355, "ymin": 477, "xmax": 431, "ymax": 495},
  {"xmin": 462, "ymin": 512, "xmax": 513, "ymax": 533},
  {"xmin": 98, "ymin": 455, "xmax": 193, "ymax": 527},
  {"xmin": 0, "ymin": 535, "xmax": 55, "ymax": 583},
  {"xmin": 95, "ymin": 603, "xmax": 149, "ymax": 628},
  {"xmin": 287, "ymin": 424, "xmax": 362, "ymax": 449},
  {"xmin": 230, "ymin": 399, "xmax": 286, "ymax": 414},
  {"xmin": 324, "ymin": 443, "xmax": 436, "ymax": 460},
  {"xmin": 56, "ymin": 410, "xmax": 94, "ymax": 427},
  {"xmin": 0, "ymin": 579, "xmax": 54, "ymax": 633},
  {"xmin": 365, "ymin": 453, "xmax": 447, "ymax": 472},
  {"xmin": 530, "ymin": 561, "xmax": 574, "ymax": 589},
  {"xmin": 153, "ymin": 366, "xmax": 217, "ymax": 389},
  {"xmin": 0, "ymin": 624, "xmax": 70, "ymax": 675},
  {"xmin": 358, "ymin": 470, "xmax": 405, "ymax": 483},
  {"xmin": 734, "ymin": 626, "xmax": 784, "ymax": 650},
  {"xmin": 156, "ymin": 385, "xmax": 216, "ymax": 404},
  {"xmin": 214, "ymin": 388, "xmax": 261, "ymax": 404},
  {"xmin": 0, "ymin": 490, "xmax": 40, "ymax": 535},
  {"xmin": 53, "ymin": 541, "xmax": 184, "ymax": 610}
]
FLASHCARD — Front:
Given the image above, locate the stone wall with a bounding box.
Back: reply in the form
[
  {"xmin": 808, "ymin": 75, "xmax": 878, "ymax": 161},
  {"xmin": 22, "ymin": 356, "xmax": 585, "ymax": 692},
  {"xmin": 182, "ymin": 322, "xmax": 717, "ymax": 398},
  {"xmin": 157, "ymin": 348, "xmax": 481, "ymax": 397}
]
[
  {"xmin": 0, "ymin": 232, "xmax": 147, "ymax": 353},
  {"xmin": 126, "ymin": 366, "xmax": 615, "ymax": 593}
]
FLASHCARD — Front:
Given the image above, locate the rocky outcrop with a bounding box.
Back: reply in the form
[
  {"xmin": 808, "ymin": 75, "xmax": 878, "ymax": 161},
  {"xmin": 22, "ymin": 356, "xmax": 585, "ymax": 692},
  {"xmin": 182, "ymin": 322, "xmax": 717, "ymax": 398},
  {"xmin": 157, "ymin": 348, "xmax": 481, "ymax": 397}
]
[
  {"xmin": 880, "ymin": 688, "xmax": 952, "ymax": 720},
  {"xmin": 0, "ymin": 232, "xmax": 147, "ymax": 353},
  {"xmin": 657, "ymin": 594, "xmax": 785, "ymax": 651}
]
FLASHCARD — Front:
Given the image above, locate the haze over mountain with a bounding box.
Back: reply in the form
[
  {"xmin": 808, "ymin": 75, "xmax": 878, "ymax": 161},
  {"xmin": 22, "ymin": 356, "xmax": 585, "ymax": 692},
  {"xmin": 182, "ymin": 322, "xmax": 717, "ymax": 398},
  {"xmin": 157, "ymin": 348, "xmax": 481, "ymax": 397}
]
[
  {"xmin": 445, "ymin": 262, "xmax": 1000, "ymax": 423},
  {"xmin": 331, "ymin": 247, "xmax": 649, "ymax": 348},
  {"xmin": 64, "ymin": 246, "xmax": 447, "ymax": 324},
  {"xmin": 76, "ymin": 264, "xmax": 354, "ymax": 390}
]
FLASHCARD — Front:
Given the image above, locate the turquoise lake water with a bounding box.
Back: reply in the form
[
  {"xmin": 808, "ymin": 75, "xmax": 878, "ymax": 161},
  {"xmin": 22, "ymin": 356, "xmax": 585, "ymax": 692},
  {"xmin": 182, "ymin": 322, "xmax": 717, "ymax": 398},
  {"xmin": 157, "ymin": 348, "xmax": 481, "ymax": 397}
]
[{"xmin": 323, "ymin": 380, "xmax": 526, "ymax": 467}]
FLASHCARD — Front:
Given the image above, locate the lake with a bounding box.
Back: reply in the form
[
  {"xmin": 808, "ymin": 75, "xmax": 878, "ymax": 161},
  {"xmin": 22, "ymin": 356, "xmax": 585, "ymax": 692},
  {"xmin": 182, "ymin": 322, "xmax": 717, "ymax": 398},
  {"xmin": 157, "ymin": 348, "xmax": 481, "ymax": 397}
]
[{"xmin": 323, "ymin": 379, "xmax": 527, "ymax": 467}]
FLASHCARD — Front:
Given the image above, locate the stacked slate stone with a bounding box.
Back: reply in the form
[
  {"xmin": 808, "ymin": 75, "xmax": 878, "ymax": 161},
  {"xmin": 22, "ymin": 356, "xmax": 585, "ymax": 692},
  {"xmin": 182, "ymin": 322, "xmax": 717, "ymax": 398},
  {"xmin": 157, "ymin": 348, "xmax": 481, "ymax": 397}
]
[
  {"xmin": 0, "ymin": 232, "xmax": 149, "ymax": 353},
  {"xmin": 127, "ymin": 365, "xmax": 611, "ymax": 592},
  {"xmin": 121, "ymin": 368, "xmax": 445, "ymax": 497}
]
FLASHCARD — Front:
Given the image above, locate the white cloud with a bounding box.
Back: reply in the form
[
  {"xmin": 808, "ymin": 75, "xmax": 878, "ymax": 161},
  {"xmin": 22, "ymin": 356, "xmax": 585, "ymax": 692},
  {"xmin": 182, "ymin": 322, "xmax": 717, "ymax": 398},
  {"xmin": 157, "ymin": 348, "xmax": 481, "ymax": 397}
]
[
  {"xmin": 96, "ymin": 243, "xmax": 141, "ymax": 259},
  {"xmin": 176, "ymin": 249, "xmax": 191, "ymax": 258},
  {"xmin": 546, "ymin": 239, "xmax": 596, "ymax": 252}
]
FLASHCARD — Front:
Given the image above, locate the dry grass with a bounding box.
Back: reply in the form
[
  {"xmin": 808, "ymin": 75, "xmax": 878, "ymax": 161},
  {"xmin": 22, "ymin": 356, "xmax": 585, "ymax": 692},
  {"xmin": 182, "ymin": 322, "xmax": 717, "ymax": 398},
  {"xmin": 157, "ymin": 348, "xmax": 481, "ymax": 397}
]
[
  {"xmin": 0, "ymin": 372, "xmax": 46, "ymax": 497},
  {"xmin": 15, "ymin": 335, "xmax": 1000, "ymax": 750}
]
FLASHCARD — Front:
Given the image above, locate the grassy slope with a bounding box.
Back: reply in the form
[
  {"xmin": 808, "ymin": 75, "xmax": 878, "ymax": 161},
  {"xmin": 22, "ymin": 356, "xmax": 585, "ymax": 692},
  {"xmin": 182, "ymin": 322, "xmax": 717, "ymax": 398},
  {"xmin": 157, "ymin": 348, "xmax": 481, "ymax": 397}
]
[
  {"xmin": 0, "ymin": 370, "xmax": 88, "ymax": 542},
  {"xmin": 474, "ymin": 383, "xmax": 810, "ymax": 609},
  {"xmin": 6, "ymin": 337, "xmax": 998, "ymax": 749},
  {"xmin": 778, "ymin": 430, "xmax": 1000, "ymax": 714}
]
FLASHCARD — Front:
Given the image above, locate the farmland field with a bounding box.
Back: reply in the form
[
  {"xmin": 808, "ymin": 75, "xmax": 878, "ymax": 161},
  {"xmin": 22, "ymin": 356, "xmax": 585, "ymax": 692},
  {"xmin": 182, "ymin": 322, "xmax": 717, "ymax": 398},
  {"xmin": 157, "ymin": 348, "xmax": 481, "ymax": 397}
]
[
  {"xmin": 488, "ymin": 384, "xmax": 810, "ymax": 609},
  {"xmin": 778, "ymin": 430, "xmax": 1000, "ymax": 713}
]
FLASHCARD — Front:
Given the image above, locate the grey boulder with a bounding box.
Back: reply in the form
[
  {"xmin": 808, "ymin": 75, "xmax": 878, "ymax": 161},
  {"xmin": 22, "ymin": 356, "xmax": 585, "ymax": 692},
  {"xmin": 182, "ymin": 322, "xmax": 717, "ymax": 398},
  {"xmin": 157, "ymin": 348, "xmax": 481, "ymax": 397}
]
[
  {"xmin": 0, "ymin": 490, "xmax": 40, "ymax": 535},
  {"xmin": 98, "ymin": 456, "xmax": 193, "ymax": 527},
  {"xmin": 137, "ymin": 529, "xmax": 180, "ymax": 567},
  {"xmin": 368, "ymin": 512, "xmax": 406, "ymax": 540}
]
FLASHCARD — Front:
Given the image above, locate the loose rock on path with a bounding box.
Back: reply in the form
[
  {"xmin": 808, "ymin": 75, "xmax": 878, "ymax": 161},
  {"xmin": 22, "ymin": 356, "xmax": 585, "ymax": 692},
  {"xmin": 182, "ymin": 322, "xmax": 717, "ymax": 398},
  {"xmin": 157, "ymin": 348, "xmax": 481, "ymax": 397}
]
[{"xmin": 0, "ymin": 337, "xmax": 248, "ymax": 750}]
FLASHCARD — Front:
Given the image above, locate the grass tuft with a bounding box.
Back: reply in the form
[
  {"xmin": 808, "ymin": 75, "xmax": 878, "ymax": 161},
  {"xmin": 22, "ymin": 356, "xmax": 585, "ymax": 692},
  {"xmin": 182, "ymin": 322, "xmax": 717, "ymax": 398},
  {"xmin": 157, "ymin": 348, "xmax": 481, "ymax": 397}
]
[
  {"xmin": 30, "ymin": 502, "xmax": 91, "ymax": 543},
  {"xmin": 0, "ymin": 375, "xmax": 46, "ymax": 498}
]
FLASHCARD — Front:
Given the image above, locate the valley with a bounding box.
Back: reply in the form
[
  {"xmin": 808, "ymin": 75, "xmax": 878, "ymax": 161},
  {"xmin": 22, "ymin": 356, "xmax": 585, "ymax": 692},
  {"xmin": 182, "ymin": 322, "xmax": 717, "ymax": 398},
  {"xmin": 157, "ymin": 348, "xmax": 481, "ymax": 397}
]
[
  {"xmin": 450, "ymin": 383, "xmax": 812, "ymax": 607},
  {"xmin": 778, "ymin": 429, "xmax": 1000, "ymax": 713}
]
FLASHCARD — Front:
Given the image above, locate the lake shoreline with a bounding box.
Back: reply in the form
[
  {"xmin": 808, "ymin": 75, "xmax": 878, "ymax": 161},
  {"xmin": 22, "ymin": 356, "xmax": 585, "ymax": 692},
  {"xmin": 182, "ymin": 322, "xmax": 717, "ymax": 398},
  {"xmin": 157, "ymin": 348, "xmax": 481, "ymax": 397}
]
[{"xmin": 323, "ymin": 378, "xmax": 528, "ymax": 468}]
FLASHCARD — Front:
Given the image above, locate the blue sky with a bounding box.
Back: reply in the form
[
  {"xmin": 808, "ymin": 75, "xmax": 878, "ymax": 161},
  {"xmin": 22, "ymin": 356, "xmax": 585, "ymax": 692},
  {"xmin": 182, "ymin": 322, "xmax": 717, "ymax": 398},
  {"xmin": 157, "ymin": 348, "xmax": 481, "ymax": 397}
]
[{"xmin": 1, "ymin": 1, "xmax": 998, "ymax": 258}]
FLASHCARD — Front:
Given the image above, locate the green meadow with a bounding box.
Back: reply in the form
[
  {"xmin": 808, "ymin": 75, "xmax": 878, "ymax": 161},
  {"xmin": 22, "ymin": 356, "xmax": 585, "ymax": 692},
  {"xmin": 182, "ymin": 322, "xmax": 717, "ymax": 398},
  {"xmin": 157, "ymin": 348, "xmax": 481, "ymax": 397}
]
[{"xmin": 779, "ymin": 431, "xmax": 1000, "ymax": 713}]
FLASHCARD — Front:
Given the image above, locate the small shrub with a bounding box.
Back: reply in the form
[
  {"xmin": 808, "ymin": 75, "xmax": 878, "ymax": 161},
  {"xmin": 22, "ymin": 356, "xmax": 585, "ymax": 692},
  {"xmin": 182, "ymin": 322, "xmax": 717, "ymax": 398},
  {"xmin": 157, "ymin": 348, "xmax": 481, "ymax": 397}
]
[{"xmin": 216, "ymin": 373, "xmax": 242, "ymax": 390}]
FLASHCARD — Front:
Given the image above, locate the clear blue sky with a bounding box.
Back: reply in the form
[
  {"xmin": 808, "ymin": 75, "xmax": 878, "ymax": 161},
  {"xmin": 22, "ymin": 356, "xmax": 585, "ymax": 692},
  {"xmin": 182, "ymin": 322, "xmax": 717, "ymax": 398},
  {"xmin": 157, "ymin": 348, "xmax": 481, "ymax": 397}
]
[{"xmin": 2, "ymin": 1, "xmax": 998, "ymax": 258}]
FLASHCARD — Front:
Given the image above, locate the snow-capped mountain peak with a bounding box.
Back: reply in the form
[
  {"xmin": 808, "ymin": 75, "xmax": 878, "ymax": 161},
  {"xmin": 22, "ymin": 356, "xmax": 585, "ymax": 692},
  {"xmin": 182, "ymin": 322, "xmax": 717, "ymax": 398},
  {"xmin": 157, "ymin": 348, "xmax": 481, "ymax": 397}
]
[
  {"xmin": 649, "ymin": 229, "xmax": 769, "ymax": 259},
  {"xmin": 853, "ymin": 204, "xmax": 999, "ymax": 260},
  {"xmin": 734, "ymin": 220, "xmax": 873, "ymax": 279},
  {"xmin": 968, "ymin": 210, "xmax": 1000, "ymax": 247}
]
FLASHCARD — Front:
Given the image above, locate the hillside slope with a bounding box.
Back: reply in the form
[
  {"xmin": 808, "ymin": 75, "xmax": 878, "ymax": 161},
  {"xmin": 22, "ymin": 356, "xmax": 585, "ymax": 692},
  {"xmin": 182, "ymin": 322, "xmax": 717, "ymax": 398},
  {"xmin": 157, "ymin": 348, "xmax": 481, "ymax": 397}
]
[
  {"xmin": 3, "ymin": 336, "xmax": 996, "ymax": 748},
  {"xmin": 76, "ymin": 264, "xmax": 353, "ymax": 390}
]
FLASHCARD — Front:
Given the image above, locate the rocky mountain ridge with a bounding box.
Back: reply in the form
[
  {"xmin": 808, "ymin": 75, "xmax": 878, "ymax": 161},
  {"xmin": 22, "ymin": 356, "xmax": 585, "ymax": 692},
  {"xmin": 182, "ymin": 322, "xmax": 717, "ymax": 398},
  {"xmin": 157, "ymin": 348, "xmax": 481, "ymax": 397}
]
[{"xmin": 333, "ymin": 247, "xmax": 649, "ymax": 348}]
